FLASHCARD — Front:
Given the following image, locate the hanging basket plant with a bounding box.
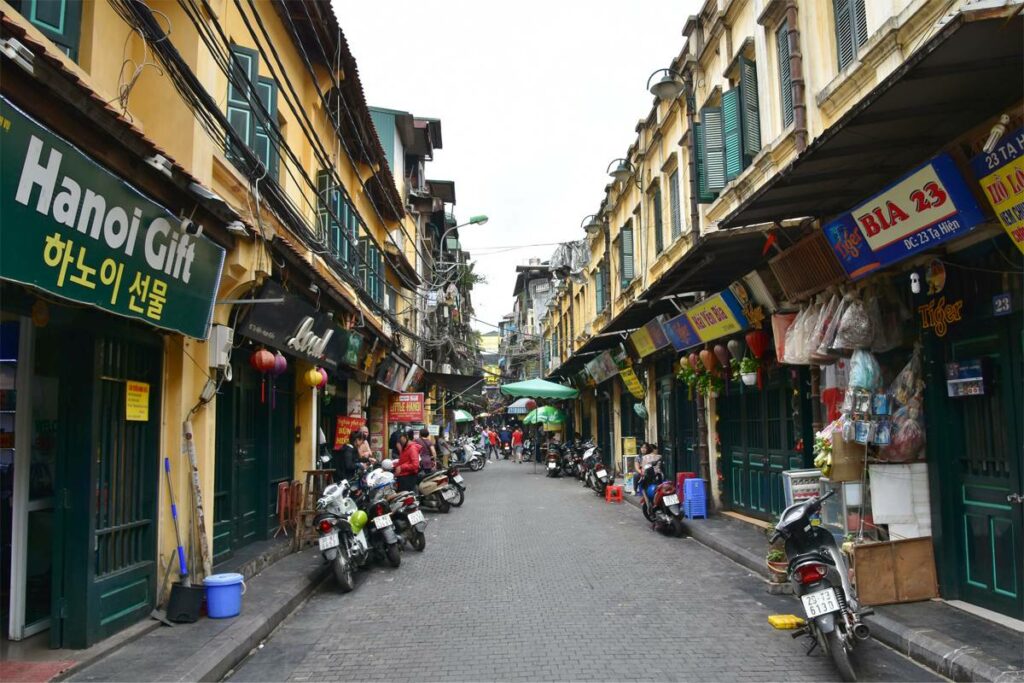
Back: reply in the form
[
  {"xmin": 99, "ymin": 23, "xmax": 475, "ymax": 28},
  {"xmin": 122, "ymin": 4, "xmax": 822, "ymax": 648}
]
[
  {"xmin": 740, "ymin": 356, "xmax": 759, "ymax": 387},
  {"xmin": 676, "ymin": 363, "xmax": 701, "ymax": 400},
  {"xmin": 696, "ymin": 371, "xmax": 724, "ymax": 398}
]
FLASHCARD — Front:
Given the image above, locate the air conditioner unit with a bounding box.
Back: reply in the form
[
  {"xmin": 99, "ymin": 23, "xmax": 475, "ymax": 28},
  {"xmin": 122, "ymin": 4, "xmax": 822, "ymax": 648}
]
[
  {"xmin": 422, "ymin": 359, "xmax": 434, "ymax": 372},
  {"xmin": 441, "ymin": 363, "xmax": 453, "ymax": 374}
]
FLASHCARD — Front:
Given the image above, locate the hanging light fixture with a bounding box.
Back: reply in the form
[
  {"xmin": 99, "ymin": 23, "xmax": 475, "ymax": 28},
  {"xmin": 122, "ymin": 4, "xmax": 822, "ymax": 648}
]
[
  {"xmin": 606, "ymin": 158, "xmax": 635, "ymax": 184},
  {"xmin": 581, "ymin": 214, "xmax": 602, "ymax": 235},
  {"xmin": 646, "ymin": 68, "xmax": 685, "ymax": 101}
]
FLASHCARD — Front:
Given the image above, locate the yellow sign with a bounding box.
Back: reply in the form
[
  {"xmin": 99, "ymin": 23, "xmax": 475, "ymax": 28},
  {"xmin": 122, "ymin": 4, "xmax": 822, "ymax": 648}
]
[
  {"xmin": 622, "ymin": 436, "xmax": 637, "ymax": 456},
  {"xmin": 971, "ymin": 126, "xmax": 1024, "ymax": 255},
  {"xmin": 629, "ymin": 327, "xmax": 656, "ymax": 357},
  {"xmin": 125, "ymin": 381, "xmax": 149, "ymax": 422},
  {"xmin": 620, "ymin": 367, "xmax": 645, "ymax": 399},
  {"xmin": 484, "ymin": 364, "xmax": 500, "ymax": 386},
  {"xmin": 687, "ymin": 293, "xmax": 745, "ymax": 342}
]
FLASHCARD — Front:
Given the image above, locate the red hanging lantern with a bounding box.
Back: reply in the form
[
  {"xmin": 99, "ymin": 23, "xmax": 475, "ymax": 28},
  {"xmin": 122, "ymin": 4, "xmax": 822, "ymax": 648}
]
[
  {"xmin": 745, "ymin": 330, "xmax": 770, "ymax": 389},
  {"xmin": 714, "ymin": 343, "xmax": 731, "ymax": 393},
  {"xmin": 251, "ymin": 348, "xmax": 275, "ymax": 403},
  {"xmin": 699, "ymin": 349, "xmax": 717, "ymax": 374},
  {"xmin": 687, "ymin": 352, "xmax": 700, "ymax": 372}
]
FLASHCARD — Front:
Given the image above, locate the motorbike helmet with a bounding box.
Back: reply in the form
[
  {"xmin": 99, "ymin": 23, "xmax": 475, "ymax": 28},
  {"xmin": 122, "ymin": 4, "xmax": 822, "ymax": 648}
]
[
  {"xmin": 349, "ymin": 509, "xmax": 368, "ymax": 534},
  {"xmin": 381, "ymin": 459, "xmax": 395, "ymax": 471}
]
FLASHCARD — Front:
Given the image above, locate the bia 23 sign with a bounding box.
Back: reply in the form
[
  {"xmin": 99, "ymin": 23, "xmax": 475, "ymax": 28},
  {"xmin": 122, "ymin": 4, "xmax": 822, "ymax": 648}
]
[
  {"xmin": 825, "ymin": 153, "xmax": 985, "ymax": 280},
  {"xmin": 0, "ymin": 97, "xmax": 225, "ymax": 338}
]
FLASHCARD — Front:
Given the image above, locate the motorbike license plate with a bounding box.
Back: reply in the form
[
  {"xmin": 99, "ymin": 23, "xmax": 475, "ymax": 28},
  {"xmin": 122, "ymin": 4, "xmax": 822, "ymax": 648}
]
[
  {"xmin": 596, "ymin": 469, "xmax": 607, "ymax": 478},
  {"xmin": 663, "ymin": 494, "xmax": 679, "ymax": 506},
  {"xmin": 442, "ymin": 488, "xmax": 456, "ymax": 501},
  {"xmin": 801, "ymin": 588, "xmax": 840, "ymax": 618},
  {"xmin": 454, "ymin": 475, "xmax": 465, "ymax": 484},
  {"xmin": 547, "ymin": 462, "xmax": 557, "ymax": 469},
  {"xmin": 407, "ymin": 510, "xmax": 425, "ymax": 525},
  {"xmin": 373, "ymin": 513, "xmax": 392, "ymax": 530},
  {"xmin": 318, "ymin": 532, "xmax": 339, "ymax": 550}
]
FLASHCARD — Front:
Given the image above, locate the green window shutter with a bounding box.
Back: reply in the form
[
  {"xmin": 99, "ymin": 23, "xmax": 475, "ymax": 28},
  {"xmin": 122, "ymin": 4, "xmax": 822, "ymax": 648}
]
[
  {"xmin": 376, "ymin": 249, "xmax": 384, "ymax": 306},
  {"xmin": 722, "ymin": 89, "xmax": 743, "ymax": 182},
  {"xmin": 316, "ymin": 171, "xmax": 330, "ymax": 243},
  {"xmin": 694, "ymin": 123, "xmax": 713, "ymax": 203},
  {"xmin": 347, "ymin": 212, "xmax": 360, "ymax": 273},
  {"xmin": 594, "ymin": 268, "xmax": 604, "ymax": 312},
  {"xmin": 653, "ymin": 187, "xmax": 664, "ymax": 254},
  {"xmin": 701, "ymin": 107, "xmax": 726, "ymax": 192},
  {"xmin": 226, "ymin": 46, "xmax": 258, "ymax": 164},
  {"xmin": 619, "ymin": 223, "xmax": 634, "ymax": 288},
  {"xmin": 739, "ymin": 56, "xmax": 761, "ymax": 160},
  {"xmin": 669, "ymin": 170, "xmax": 682, "ymax": 239},
  {"xmin": 834, "ymin": 0, "xmax": 867, "ymax": 69},
  {"xmin": 16, "ymin": 0, "xmax": 82, "ymax": 61},
  {"xmin": 777, "ymin": 22, "xmax": 794, "ymax": 127},
  {"xmin": 254, "ymin": 77, "xmax": 279, "ymax": 181}
]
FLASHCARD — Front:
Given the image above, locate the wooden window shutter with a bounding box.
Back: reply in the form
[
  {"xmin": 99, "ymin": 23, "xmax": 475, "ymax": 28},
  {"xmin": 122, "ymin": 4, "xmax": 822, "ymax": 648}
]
[
  {"xmin": 16, "ymin": 0, "xmax": 82, "ymax": 60},
  {"xmin": 226, "ymin": 46, "xmax": 258, "ymax": 164},
  {"xmin": 722, "ymin": 89, "xmax": 743, "ymax": 182},
  {"xmin": 316, "ymin": 171, "xmax": 330, "ymax": 244},
  {"xmin": 833, "ymin": 0, "xmax": 867, "ymax": 69},
  {"xmin": 777, "ymin": 22, "xmax": 794, "ymax": 127},
  {"xmin": 254, "ymin": 77, "xmax": 279, "ymax": 181},
  {"xmin": 653, "ymin": 186, "xmax": 665, "ymax": 254},
  {"xmin": 768, "ymin": 230, "xmax": 847, "ymax": 300},
  {"xmin": 594, "ymin": 267, "xmax": 604, "ymax": 312},
  {"xmin": 601, "ymin": 261, "xmax": 610, "ymax": 311},
  {"xmin": 694, "ymin": 123, "xmax": 716, "ymax": 203},
  {"xmin": 739, "ymin": 56, "xmax": 761, "ymax": 160},
  {"xmin": 620, "ymin": 223, "xmax": 634, "ymax": 287},
  {"xmin": 669, "ymin": 170, "xmax": 682, "ymax": 239},
  {"xmin": 700, "ymin": 107, "xmax": 726, "ymax": 192}
]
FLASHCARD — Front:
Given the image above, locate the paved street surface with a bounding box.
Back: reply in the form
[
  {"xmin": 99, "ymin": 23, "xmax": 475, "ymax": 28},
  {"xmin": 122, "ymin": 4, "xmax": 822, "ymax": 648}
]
[{"xmin": 228, "ymin": 462, "xmax": 940, "ymax": 682}]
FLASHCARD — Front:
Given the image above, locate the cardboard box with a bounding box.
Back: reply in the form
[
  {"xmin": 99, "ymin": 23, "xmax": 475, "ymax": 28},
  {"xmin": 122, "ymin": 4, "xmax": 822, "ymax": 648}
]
[{"xmin": 831, "ymin": 437, "xmax": 867, "ymax": 482}]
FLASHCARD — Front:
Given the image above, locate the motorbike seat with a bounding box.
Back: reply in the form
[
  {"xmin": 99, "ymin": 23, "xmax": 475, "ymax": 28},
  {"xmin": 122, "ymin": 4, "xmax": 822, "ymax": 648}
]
[{"xmin": 788, "ymin": 550, "xmax": 834, "ymax": 568}]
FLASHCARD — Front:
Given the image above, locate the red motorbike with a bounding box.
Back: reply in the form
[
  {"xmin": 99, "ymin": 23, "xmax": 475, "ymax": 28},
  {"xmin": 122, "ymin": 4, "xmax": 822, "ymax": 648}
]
[{"xmin": 639, "ymin": 470, "xmax": 684, "ymax": 536}]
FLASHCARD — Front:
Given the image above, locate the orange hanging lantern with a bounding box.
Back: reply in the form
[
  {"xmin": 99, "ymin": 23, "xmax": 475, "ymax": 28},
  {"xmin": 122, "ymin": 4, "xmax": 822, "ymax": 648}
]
[
  {"xmin": 699, "ymin": 349, "xmax": 717, "ymax": 374},
  {"xmin": 250, "ymin": 349, "xmax": 275, "ymax": 403}
]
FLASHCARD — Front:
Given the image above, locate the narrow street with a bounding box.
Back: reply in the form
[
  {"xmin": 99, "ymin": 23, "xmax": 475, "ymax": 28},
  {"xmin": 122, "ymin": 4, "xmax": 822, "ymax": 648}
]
[{"xmin": 228, "ymin": 463, "xmax": 938, "ymax": 683}]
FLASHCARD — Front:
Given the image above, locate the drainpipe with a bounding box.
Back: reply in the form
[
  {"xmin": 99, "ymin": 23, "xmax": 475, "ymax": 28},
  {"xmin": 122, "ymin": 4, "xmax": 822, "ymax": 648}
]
[
  {"xmin": 683, "ymin": 71, "xmax": 701, "ymax": 237},
  {"xmin": 786, "ymin": 1, "xmax": 808, "ymax": 153}
]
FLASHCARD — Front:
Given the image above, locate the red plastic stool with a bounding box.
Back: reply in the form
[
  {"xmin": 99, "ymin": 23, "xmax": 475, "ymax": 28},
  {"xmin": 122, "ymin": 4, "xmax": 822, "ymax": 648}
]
[{"xmin": 605, "ymin": 485, "xmax": 624, "ymax": 503}]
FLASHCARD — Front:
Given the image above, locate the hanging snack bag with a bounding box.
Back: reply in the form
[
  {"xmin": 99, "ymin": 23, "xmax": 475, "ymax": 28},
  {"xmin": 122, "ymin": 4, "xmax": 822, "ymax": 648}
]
[
  {"xmin": 808, "ymin": 293, "xmax": 840, "ymax": 364},
  {"xmin": 820, "ymin": 294, "xmax": 850, "ymax": 358},
  {"xmin": 890, "ymin": 346, "xmax": 924, "ymax": 407},
  {"xmin": 848, "ymin": 349, "xmax": 881, "ymax": 391},
  {"xmin": 834, "ymin": 295, "xmax": 874, "ymax": 350}
]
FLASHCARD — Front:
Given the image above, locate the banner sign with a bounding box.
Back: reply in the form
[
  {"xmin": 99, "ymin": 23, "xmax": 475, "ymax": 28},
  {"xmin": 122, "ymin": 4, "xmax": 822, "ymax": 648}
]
[
  {"xmin": 0, "ymin": 97, "xmax": 225, "ymax": 339},
  {"xmin": 585, "ymin": 350, "xmax": 619, "ymax": 385},
  {"xmin": 620, "ymin": 366, "xmax": 645, "ymax": 398},
  {"xmin": 825, "ymin": 153, "xmax": 986, "ymax": 279},
  {"xmin": 687, "ymin": 289, "xmax": 748, "ymax": 342},
  {"xmin": 242, "ymin": 281, "xmax": 364, "ymax": 371},
  {"xmin": 389, "ymin": 392, "xmax": 424, "ymax": 422},
  {"xmin": 662, "ymin": 311, "xmax": 701, "ymax": 351},
  {"xmin": 629, "ymin": 316, "xmax": 671, "ymax": 358},
  {"xmin": 971, "ymin": 126, "xmax": 1024, "ymax": 255},
  {"xmin": 333, "ymin": 415, "xmax": 366, "ymax": 450}
]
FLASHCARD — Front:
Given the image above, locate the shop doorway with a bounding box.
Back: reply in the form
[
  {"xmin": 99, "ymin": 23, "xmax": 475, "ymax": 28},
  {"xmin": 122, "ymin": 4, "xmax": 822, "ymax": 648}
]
[
  {"xmin": 931, "ymin": 313, "xmax": 1023, "ymax": 620},
  {"xmin": 596, "ymin": 392, "xmax": 612, "ymax": 469},
  {"xmin": 719, "ymin": 368, "xmax": 809, "ymax": 521},
  {"xmin": 674, "ymin": 388, "xmax": 699, "ymax": 475},
  {"xmin": 656, "ymin": 376, "xmax": 674, "ymax": 477}
]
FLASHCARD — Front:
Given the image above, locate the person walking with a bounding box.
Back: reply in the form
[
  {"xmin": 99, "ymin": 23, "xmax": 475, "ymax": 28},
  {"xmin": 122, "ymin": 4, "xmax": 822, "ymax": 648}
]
[
  {"xmin": 415, "ymin": 428, "xmax": 436, "ymax": 474},
  {"xmin": 511, "ymin": 426, "xmax": 524, "ymax": 463},
  {"xmin": 394, "ymin": 430, "xmax": 422, "ymax": 494},
  {"xmin": 357, "ymin": 426, "xmax": 375, "ymax": 463},
  {"xmin": 488, "ymin": 427, "xmax": 499, "ymax": 460}
]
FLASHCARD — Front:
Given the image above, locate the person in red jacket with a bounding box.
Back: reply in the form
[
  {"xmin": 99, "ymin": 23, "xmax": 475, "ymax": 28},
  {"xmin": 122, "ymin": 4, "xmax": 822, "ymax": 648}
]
[
  {"xmin": 487, "ymin": 428, "xmax": 499, "ymax": 460},
  {"xmin": 395, "ymin": 430, "xmax": 422, "ymax": 493}
]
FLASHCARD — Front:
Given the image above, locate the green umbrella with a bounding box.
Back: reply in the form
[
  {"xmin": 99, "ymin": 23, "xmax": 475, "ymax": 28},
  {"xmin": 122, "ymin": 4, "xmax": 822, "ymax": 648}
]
[
  {"xmin": 452, "ymin": 409, "xmax": 474, "ymax": 423},
  {"xmin": 499, "ymin": 378, "xmax": 578, "ymax": 399},
  {"xmin": 523, "ymin": 406, "xmax": 565, "ymax": 425}
]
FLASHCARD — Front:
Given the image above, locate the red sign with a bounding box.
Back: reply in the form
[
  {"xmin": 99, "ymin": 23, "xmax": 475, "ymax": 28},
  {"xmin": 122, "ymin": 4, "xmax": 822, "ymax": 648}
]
[
  {"xmin": 388, "ymin": 392, "xmax": 424, "ymax": 423},
  {"xmin": 333, "ymin": 415, "xmax": 366, "ymax": 450}
]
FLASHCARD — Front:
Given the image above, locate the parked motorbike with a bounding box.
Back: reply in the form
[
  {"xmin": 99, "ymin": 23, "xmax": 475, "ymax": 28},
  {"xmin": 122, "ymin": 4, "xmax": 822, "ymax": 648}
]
[
  {"xmin": 770, "ymin": 489, "xmax": 871, "ymax": 682},
  {"xmin": 444, "ymin": 465, "xmax": 467, "ymax": 507},
  {"xmin": 417, "ymin": 469, "xmax": 458, "ymax": 512},
  {"xmin": 453, "ymin": 438, "xmax": 485, "ymax": 471},
  {"xmin": 314, "ymin": 479, "xmax": 370, "ymax": 592},
  {"xmin": 385, "ymin": 488, "xmax": 427, "ymax": 551},
  {"xmin": 590, "ymin": 451, "xmax": 613, "ymax": 497},
  {"xmin": 544, "ymin": 443, "xmax": 562, "ymax": 477},
  {"xmin": 639, "ymin": 470, "xmax": 684, "ymax": 536},
  {"xmin": 358, "ymin": 467, "xmax": 404, "ymax": 568}
]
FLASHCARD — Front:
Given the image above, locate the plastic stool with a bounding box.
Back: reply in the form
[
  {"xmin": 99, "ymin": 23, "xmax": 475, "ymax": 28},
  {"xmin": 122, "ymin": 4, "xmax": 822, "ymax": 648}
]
[{"xmin": 605, "ymin": 485, "xmax": 624, "ymax": 503}]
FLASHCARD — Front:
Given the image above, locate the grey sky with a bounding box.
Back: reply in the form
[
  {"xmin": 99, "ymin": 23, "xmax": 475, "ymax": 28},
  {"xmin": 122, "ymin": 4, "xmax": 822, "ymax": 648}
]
[{"xmin": 336, "ymin": 0, "xmax": 699, "ymax": 332}]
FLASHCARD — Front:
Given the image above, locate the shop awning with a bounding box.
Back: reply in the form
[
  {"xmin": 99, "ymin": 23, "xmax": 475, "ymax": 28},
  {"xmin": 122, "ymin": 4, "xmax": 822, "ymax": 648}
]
[
  {"xmin": 719, "ymin": 9, "xmax": 1024, "ymax": 229},
  {"xmin": 506, "ymin": 397, "xmax": 537, "ymax": 414},
  {"xmin": 424, "ymin": 371, "xmax": 485, "ymax": 395}
]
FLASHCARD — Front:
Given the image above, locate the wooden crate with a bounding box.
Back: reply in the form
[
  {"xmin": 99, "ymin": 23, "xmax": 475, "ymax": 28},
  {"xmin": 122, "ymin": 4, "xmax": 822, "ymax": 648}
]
[
  {"xmin": 830, "ymin": 437, "xmax": 867, "ymax": 482},
  {"xmin": 852, "ymin": 537, "xmax": 938, "ymax": 605}
]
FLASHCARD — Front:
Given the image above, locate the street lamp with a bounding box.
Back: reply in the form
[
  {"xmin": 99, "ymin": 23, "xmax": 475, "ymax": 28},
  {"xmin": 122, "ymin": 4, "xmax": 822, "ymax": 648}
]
[
  {"xmin": 606, "ymin": 158, "xmax": 641, "ymax": 188},
  {"xmin": 440, "ymin": 214, "xmax": 489, "ymax": 252},
  {"xmin": 581, "ymin": 214, "xmax": 602, "ymax": 235},
  {"xmin": 646, "ymin": 68, "xmax": 685, "ymax": 101}
]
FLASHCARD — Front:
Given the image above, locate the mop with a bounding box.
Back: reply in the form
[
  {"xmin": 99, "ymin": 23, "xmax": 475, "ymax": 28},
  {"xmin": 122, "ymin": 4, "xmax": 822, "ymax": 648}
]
[{"xmin": 164, "ymin": 457, "xmax": 191, "ymax": 587}]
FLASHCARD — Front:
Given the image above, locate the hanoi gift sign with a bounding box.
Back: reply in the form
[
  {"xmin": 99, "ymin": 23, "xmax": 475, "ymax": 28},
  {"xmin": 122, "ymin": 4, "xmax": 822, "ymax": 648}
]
[
  {"xmin": 825, "ymin": 153, "xmax": 985, "ymax": 279},
  {"xmin": 0, "ymin": 96, "xmax": 225, "ymax": 339}
]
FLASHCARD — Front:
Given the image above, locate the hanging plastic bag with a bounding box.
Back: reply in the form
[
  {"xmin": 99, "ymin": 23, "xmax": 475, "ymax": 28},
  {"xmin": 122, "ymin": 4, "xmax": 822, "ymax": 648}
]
[
  {"xmin": 784, "ymin": 306, "xmax": 808, "ymax": 365},
  {"xmin": 807, "ymin": 293, "xmax": 838, "ymax": 363},
  {"xmin": 848, "ymin": 349, "xmax": 881, "ymax": 391},
  {"xmin": 772, "ymin": 312, "xmax": 797, "ymax": 364},
  {"xmin": 820, "ymin": 293, "xmax": 850, "ymax": 358},
  {"xmin": 834, "ymin": 295, "xmax": 874, "ymax": 350},
  {"xmin": 889, "ymin": 345, "xmax": 924, "ymax": 406},
  {"xmin": 879, "ymin": 394, "xmax": 925, "ymax": 461}
]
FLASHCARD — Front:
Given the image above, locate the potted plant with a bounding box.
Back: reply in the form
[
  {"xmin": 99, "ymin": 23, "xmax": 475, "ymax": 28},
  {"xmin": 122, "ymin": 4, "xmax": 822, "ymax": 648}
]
[
  {"xmin": 740, "ymin": 356, "xmax": 759, "ymax": 386},
  {"xmin": 677, "ymin": 363, "xmax": 700, "ymax": 399},
  {"xmin": 729, "ymin": 357, "xmax": 741, "ymax": 381},
  {"xmin": 766, "ymin": 548, "xmax": 788, "ymax": 581},
  {"xmin": 696, "ymin": 371, "xmax": 724, "ymax": 398}
]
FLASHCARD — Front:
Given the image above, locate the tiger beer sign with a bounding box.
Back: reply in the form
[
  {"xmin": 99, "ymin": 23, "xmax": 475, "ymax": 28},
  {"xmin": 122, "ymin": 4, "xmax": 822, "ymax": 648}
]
[{"xmin": 825, "ymin": 154, "xmax": 985, "ymax": 280}]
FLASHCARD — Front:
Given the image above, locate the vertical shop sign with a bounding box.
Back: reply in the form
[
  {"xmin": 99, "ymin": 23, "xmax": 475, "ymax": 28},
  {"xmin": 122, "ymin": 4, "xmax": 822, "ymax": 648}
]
[
  {"xmin": 971, "ymin": 126, "xmax": 1024, "ymax": 255},
  {"xmin": 125, "ymin": 381, "xmax": 150, "ymax": 421}
]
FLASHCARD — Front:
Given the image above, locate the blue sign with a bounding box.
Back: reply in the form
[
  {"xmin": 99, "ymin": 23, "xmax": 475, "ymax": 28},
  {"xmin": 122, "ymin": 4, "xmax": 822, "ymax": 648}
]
[
  {"xmin": 824, "ymin": 153, "xmax": 986, "ymax": 280},
  {"xmin": 662, "ymin": 311, "xmax": 700, "ymax": 351},
  {"xmin": 993, "ymin": 293, "xmax": 1012, "ymax": 317}
]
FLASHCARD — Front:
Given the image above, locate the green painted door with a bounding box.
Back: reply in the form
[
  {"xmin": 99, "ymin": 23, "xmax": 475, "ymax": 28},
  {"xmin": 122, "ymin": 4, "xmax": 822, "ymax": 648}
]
[
  {"xmin": 720, "ymin": 367, "xmax": 809, "ymax": 521},
  {"xmin": 213, "ymin": 360, "xmax": 260, "ymax": 562},
  {"xmin": 656, "ymin": 376, "xmax": 675, "ymax": 477},
  {"xmin": 931, "ymin": 314, "xmax": 1023, "ymax": 619},
  {"xmin": 674, "ymin": 386, "xmax": 699, "ymax": 475}
]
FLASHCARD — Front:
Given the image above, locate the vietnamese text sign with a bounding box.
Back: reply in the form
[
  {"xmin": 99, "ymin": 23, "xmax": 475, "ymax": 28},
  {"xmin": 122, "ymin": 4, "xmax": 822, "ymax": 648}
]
[
  {"xmin": 333, "ymin": 415, "xmax": 366, "ymax": 450},
  {"xmin": 585, "ymin": 350, "xmax": 619, "ymax": 385},
  {"xmin": 825, "ymin": 153, "xmax": 986, "ymax": 279},
  {"xmin": 0, "ymin": 96, "xmax": 225, "ymax": 339},
  {"xmin": 629, "ymin": 317, "xmax": 671, "ymax": 358},
  {"xmin": 971, "ymin": 126, "xmax": 1024, "ymax": 255},
  {"xmin": 620, "ymin": 366, "xmax": 645, "ymax": 398},
  {"xmin": 687, "ymin": 290, "xmax": 748, "ymax": 342},
  {"xmin": 125, "ymin": 381, "xmax": 149, "ymax": 421},
  {"xmin": 663, "ymin": 311, "xmax": 701, "ymax": 351},
  {"xmin": 388, "ymin": 392, "xmax": 424, "ymax": 422}
]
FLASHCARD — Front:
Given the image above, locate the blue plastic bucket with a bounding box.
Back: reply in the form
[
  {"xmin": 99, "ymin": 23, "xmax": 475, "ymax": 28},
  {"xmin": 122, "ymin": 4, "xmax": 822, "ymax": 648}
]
[{"xmin": 204, "ymin": 573, "xmax": 245, "ymax": 618}]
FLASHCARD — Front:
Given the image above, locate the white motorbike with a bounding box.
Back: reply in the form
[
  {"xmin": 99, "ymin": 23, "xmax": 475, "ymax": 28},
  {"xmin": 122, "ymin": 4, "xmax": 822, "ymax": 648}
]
[{"xmin": 313, "ymin": 479, "xmax": 370, "ymax": 592}]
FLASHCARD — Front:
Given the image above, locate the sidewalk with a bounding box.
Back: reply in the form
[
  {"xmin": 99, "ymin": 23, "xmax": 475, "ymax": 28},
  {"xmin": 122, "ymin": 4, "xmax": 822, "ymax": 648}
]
[
  {"xmin": 61, "ymin": 546, "xmax": 326, "ymax": 682},
  {"xmin": 623, "ymin": 493, "xmax": 1023, "ymax": 682}
]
